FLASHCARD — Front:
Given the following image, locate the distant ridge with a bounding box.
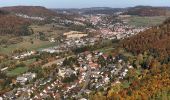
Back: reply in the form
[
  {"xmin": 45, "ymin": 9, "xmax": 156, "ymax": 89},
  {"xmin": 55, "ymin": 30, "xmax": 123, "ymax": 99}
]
[
  {"xmin": 0, "ymin": 6, "xmax": 57, "ymax": 17},
  {"xmin": 123, "ymin": 6, "xmax": 170, "ymax": 16},
  {"xmin": 54, "ymin": 6, "xmax": 170, "ymax": 16},
  {"xmin": 54, "ymin": 7, "xmax": 125, "ymax": 15}
]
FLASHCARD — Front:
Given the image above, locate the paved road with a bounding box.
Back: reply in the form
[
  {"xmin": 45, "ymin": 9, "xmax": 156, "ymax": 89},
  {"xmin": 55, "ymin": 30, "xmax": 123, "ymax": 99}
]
[
  {"xmin": 77, "ymin": 64, "xmax": 92, "ymax": 98},
  {"xmin": 81, "ymin": 65, "xmax": 91, "ymax": 90}
]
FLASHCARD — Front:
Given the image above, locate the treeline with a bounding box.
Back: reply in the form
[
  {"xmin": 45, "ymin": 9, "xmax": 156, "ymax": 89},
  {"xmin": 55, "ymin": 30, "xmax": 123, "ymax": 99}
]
[{"xmin": 121, "ymin": 18, "xmax": 170, "ymax": 61}]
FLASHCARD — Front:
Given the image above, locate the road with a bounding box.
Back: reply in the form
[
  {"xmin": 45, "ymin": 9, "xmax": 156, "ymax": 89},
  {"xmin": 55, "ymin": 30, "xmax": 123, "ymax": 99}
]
[
  {"xmin": 81, "ymin": 65, "xmax": 91, "ymax": 90},
  {"xmin": 77, "ymin": 64, "xmax": 92, "ymax": 98}
]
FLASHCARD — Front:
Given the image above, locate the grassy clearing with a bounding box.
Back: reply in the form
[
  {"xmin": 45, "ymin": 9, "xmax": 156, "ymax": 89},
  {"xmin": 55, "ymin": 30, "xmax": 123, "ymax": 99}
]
[
  {"xmin": 30, "ymin": 24, "xmax": 66, "ymax": 38},
  {"xmin": 24, "ymin": 58, "xmax": 36, "ymax": 65},
  {"xmin": 6, "ymin": 67, "xmax": 28, "ymax": 77},
  {"xmin": 0, "ymin": 39, "xmax": 56, "ymax": 54},
  {"xmin": 128, "ymin": 16, "xmax": 168, "ymax": 27},
  {"xmin": 98, "ymin": 47, "xmax": 115, "ymax": 54}
]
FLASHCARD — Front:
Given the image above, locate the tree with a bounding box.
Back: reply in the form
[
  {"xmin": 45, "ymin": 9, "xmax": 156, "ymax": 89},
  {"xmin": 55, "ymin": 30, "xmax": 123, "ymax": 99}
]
[
  {"xmin": 98, "ymin": 55, "xmax": 106, "ymax": 67},
  {"xmin": 107, "ymin": 55, "xmax": 114, "ymax": 64},
  {"xmin": 39, "ymin": 32, "xmax": 46, "ymax": 41}
]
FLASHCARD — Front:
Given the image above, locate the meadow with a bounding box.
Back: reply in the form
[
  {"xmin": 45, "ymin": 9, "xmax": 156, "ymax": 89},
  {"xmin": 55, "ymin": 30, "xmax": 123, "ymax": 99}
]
[
  {"xmin": 128, "ymin": 16, "xmax": 168, "ymax": 27},
  {"xmin": 6, "ymin": 67, "xmax": 28, "ymax": 77}
]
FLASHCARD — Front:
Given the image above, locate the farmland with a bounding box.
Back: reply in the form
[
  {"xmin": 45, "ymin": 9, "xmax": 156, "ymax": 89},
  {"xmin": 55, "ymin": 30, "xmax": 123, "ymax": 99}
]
[
  {"xmin": 0, "ymin": 38, "xmax": 56, "ymax": 54},
  {"xmin": 0, "ymin": 24, "xmax": 67, "ymax": 55},
  {"xmin": 128, "ymin": 16, "xmax": 168, "ymax": 27}
]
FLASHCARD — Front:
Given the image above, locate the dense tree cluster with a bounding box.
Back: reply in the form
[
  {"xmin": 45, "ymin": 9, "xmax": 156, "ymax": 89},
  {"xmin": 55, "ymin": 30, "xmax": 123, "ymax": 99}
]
[
  {"xmin": 0, "ymin": 14, "xmax": 31, "ymax": 36},
  {"xmin": 105, "ymin": 61, "xmax": 170, "ymax": 100},
  {"xmin": 121, "ymin": 18, "xmax": 170, "ymax": 61}
]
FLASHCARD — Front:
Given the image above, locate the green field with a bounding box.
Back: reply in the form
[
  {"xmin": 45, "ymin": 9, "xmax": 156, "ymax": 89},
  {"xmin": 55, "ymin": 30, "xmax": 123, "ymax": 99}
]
[
  {"xmin": 6, "ymin": 67, "xmax": 29, "ymax": 77},
  {"xmin": 98, "ymin": 47, "xmax": 115, "ymax": 54},
  {"xmin": 128, "ymin": 16, "xmax": 168, "ymax": 27},
  {"xmin": 24, "ymin": 58, "xmax": 36, "ymax": 65},
  {"xmin": 0, "ymin": 24, "xmax": 66, "ymax": 55},
  {"xmin": 0, "ymin": 39, "xmax": 56, "ymax": 55}
]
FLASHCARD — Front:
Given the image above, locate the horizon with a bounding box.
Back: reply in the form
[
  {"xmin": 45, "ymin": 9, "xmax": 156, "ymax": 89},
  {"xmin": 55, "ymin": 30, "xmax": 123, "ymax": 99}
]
[
  {"xmin": 1, "ymin": 5, "xmax": 170, "ymax": 9},
  {"xmin": 0, "ymin": 0, "xmax": 170, "ymax": 9}
]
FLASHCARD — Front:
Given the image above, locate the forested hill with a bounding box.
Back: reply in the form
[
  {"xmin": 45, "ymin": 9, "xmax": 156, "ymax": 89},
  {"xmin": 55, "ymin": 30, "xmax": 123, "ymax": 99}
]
[
  {"xmin": 91, "ymin": 17, "xmax": 170, "ymax": 100},
  {"xmin": 123, "ymin": 6, "xmax": 170, "ymax": 16},
  {"xmin": 0, "ymin": 11, "xmax": 31, "ymax": 36},
  {"xmin": 121, "ymin": 18, "xmax": 170, "ymax": 60},
  {"xmin": 0, "ymin": 6, "xmax": 57, "ymax": 17},
  {"xmin": 0, "ymin": 6, "xmax": 59, "ymax": 36}
]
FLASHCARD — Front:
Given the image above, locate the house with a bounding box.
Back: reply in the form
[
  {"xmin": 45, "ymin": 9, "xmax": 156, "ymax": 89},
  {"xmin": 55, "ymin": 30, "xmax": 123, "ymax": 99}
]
[
  {"xmin": 13, "ymin": 51, "xmax": 35, "ymax": 59},
  {"xmin": 89, "ymin": 63, "xmax": 99, "ymax": 69},
  {"xmin": 58, "ymin": 68, "xmax": 66, "ymax": 78},
  {"xmin": 23, "ymin": 72, "xmax": 36, "ymax": 80},
  {"xmin": 16, "ymin": 77, "xmax": 28, "ymax": 85},
  {"xmin": 128, "ymin": 65, "xmax": 133, "ymax": 69},
  {"xmin": 80, "ymin": 98, "xmax": 87, "ymax": 100},
  {"xmin": 16, "ymin": 72, "xmax": 36, "ymax": 85},
  {"xmin": 49, "ymin": 38, "xmax": 55, "ymax": 43}
]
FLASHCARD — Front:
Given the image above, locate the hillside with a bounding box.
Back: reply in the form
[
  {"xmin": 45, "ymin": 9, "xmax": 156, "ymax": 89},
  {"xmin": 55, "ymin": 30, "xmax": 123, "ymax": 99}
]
[
  {"xmin": 0, "ymin": 6, "xmax": 58, "ymax": 36},
  {"xmin": 0, "ymin": 12, "xmax": 31, "ymax": 36},
  {"xmin": 123, "ymin": 6, "xmax": 169, "ymax": 16},
  {"xmin": 0, "ymin": 6, "xmax": 57, "ymax": 17},
  {"xmin": 0, "ymin": 10, "xmax": 8, "ymax": 15},
  {"xmin": 90, "ymin": 17, "xmax": 170, "ymax": 100},
  {"xmin": 121, "ymin": 18, "xmax": 170, "ymax": 60}
]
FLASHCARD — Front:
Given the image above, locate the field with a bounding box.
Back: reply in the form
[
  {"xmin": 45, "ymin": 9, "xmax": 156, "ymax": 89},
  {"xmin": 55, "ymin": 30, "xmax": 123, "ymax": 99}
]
[
  {"xmin": 30, "ymin": 24, "xmax": 67, "ymax": 38},
  {"xmin": 0, "ymin": 38, "xmax": 56, "ymax": 54},
  {"xmin": 24, "ymin": 58, "xmax": 36, "ymax": 65},
  {"xmin": 0, "ymin": 24, "xmax": 67, "ymax": 55},
  {"xmin": 98, "ymin": 47, "xmax": 114, "ymax": 55},
  {"xmin": 128, "ymin": 16, "xmax": 168, "ymax": 27},
  {"xmin": 6, "ymin": 67, "xmax": 29, "ymax": 77}
]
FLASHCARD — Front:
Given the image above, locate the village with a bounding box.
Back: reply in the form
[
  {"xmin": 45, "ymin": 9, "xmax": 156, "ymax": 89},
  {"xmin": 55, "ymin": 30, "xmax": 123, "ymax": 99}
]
[
  {"xmin": 0, "ymin": 13, "xmax": 147, "ymax": 100},
  {"xmin": 33, "ymin": 14, "xmax": 147, "ymax": 55},
  {"xmin": 1, "ymin": 0, "xmax": 170, "ymax": 99},
  {"xmin": 2, "ymin": 50, "xmax": 134, "ymax": 100}
]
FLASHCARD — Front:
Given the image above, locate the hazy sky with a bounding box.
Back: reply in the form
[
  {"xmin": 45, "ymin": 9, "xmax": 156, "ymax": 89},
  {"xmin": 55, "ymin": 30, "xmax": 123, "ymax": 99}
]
[{"xmin": 0, "ymin": 0, "xmax": 170, "ymax": 8}]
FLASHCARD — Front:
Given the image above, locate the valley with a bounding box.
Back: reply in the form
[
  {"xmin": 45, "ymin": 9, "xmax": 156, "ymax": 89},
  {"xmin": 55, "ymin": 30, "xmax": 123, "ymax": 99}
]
[{"xmin": 0, "ymin": 5, "xmax": 170, "ymax": 100}]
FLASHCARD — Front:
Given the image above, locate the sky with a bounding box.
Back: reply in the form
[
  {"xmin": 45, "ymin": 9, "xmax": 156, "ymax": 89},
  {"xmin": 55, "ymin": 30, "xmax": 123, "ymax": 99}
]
[{"xmin": 0, "ymin": 0, "xmax": 170, "ymax": 8}]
